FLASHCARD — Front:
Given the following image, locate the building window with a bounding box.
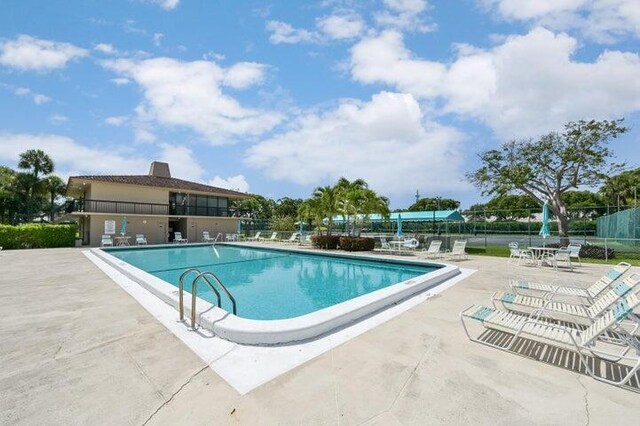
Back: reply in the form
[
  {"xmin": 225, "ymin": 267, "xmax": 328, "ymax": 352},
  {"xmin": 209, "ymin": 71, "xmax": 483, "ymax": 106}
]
[{"xmin": 169, "ymin": 192, "xmax": 229, "ymax": 217}]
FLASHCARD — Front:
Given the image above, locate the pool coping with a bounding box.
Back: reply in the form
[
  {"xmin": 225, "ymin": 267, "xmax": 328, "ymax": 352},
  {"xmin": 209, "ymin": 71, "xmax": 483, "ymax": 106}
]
[{"xmin": 92, "ymin": 243, "xmax": 460, "ymax": 345}]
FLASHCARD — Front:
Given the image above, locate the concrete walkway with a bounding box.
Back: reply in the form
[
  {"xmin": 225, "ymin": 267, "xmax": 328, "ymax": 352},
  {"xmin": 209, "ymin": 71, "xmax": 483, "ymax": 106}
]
[{"xmin": 0, "ymin": 248, "xmax": 638, "ymax": 425}]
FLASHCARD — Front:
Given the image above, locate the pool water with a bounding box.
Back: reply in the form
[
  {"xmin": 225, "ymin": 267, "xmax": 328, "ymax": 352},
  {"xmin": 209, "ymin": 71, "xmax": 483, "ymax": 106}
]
[{"xmin": 107, "ymin": 245, "xmax": 439, "ymax": 320}]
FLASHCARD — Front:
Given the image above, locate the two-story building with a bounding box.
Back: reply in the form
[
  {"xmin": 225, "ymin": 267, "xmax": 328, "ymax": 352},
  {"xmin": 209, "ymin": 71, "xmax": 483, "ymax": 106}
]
[{"xmin": 66, "ymin": 161, "xmax": 249, "ymax": 246}]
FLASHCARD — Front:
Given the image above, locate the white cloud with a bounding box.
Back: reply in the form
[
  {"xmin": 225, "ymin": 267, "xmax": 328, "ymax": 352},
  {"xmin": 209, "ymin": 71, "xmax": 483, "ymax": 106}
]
[
  {"xmin": 266, "ymin": 21, "xmax": 320, "ymax": 44},
  {"xmin": 208, "ymin": 175, "xmax": 250, "ymax": 193},
  {"xmin": 246, "ymin": 91, "xmax": 466, "ymax": 195},
  {"xmin": 0, "ymin": 35, "xmax": 88, "ymax": 71},
  {"xmin": 94, "ymin": 43, "xmax": 117, "ymax": 54},
  {"xmin": 374, "ymin": 0, "xmax": 436, "ymax": 32},
  {"xmin": 480, "ymin": 0, "xmax": 640, "ymax": 42},
  {"xmin": 349, "ymin": 28, "xmax": 640, "ymax": 138},
  {"xmin": 104, "ymin": 115, "xmax": 128, "ymax": 126},
  {"xmin": 10, "ymin": 86, "xmax": 51, "ymax": 105},
  {"xmin": 49, "ymin": 114, "xmax": 68, "ymax": 125},
  {"xmin": 153, "ymin": 33, "xmax": 164, "ymax": 47},
  {"xmin": 0, "ymin": 133, "xmax": 150, "ymax": 178},
  {"xmin": 33, "ymin": 94, "xmax": 51, "ymax": 105},
  {"xmin": 144, "ymin": 0, "xmax": 180, "ymax": 10},
  {"xmin": 110, "ymin": 77, "xmax": 131, "ymax": 86},
  {"xmin": 350, "ymin": 30, "xmax": 446, "ymax": 97},
  {"xmin": 223, "ymin": 62, "xmax": 266, "ymax": 89},
  {"xmin": 157, "ymin": 143, "xmax": 204, "ymax": 182},
  {"xmin": 316, "ymin": 14, "xmax": 364, "ymax": 39},
  {"xmin": 102, "ymin": 57, "xmax": 282, "ymax": 143}
]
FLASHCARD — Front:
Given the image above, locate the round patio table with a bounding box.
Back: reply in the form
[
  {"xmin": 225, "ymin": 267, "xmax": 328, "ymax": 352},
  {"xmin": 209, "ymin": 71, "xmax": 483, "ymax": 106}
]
[{"xmin": 527, "ymin": 247, "xmax": 558, "ymax": 266}]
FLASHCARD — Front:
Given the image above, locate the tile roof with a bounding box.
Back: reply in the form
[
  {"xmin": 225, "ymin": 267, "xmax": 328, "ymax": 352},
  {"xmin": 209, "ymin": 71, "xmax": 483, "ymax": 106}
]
[{"xmin": 68, "ymin": 175, "xmax": 248, "ymax": 198}]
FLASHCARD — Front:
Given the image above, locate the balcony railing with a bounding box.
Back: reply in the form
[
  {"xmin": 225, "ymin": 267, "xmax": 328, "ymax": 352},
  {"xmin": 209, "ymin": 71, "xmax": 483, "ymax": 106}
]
[{"xmin": 67, "ymin": 199, "xmax": 233, "ymax": 217}]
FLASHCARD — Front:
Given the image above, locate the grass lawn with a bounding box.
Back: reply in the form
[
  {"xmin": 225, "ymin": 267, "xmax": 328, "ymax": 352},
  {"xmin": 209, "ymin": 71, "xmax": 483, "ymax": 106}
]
[{"xmin": 467, "ymin": 246, "xmax": 640, "ymax": 267}]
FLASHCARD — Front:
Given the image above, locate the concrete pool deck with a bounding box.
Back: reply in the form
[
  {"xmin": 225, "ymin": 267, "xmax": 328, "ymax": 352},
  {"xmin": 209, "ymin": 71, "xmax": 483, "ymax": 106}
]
[{"xmin": 1, "ymin": 247, "xmax": 639, "ymax": 425}]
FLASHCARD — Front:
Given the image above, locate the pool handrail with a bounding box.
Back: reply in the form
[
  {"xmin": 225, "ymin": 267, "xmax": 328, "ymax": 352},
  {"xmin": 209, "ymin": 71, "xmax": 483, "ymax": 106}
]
[
  {"xmin": 191, "ymin": 271, "xmax": 237, "ymax": 328},
  {"xmin": 178, "ymin": 268, "xmax": 221, "ymax": 322}
]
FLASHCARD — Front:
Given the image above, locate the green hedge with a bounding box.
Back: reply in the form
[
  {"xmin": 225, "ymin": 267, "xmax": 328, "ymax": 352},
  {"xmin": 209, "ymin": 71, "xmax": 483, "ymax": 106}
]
[
  {"xmin": 0, "ymin": 224, "xmax": 78, "ymax": 249},
  {"xmin": 465, "ymin": 220, "xmax": 597, "ymax": 234},
  {"xmin": 339, "ymin": 237, "xmax": 375, "ymax": 251}
]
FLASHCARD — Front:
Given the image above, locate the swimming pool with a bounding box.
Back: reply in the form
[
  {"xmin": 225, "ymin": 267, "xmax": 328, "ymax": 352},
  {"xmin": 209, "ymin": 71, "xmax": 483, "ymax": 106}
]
[{"xmin": 95, "ymin": 243, "xmax": 459, "ymax": 344}]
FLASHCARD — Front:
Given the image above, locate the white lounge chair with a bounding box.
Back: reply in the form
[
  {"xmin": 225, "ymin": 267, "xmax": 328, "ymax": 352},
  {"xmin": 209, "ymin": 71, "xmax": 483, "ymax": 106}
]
[
  {"xmin": 246, "ymin": 231, "xmax": 262, "ymax": 242},
  {"xmin": 101, "ymin": 235, "xmax": 113, "ymax": 247},
  {"xmin": 282, "ymin": 232, "xmax": 299, "ymax": 244},
  {"xmin": 421, "ymin": 240, "xmax": 442, "ymax": 259},
  {"xmin": 202, "ymin": 231, "xmax": 215, "ymax": 243},
  {"xmin": 510, "ymin": 262, "xmax": 631, "ymax": 304},
  {"xmin": 173, "ymin": 232, "xmax": 188, "ymax": 244},
  {"xmin": 460, "ymin": 289, "xmax": 640, "ymax": 387},
  {"xmin": 507, "ymin": 242, "xmax": 535, "ymax": 266},
  {"xmin": 262, "ymin": 232, "xmax": 278, "ymax": 242},
  {"xmin": 300, "ymin": 234, "xmax": 313, "ymax": 245},
  {"xmin": 446, "ymin": 240, "xmax": 468, "ymax": 261},
  {"xmin": 135, "ymin": 234, "xmax": 147, "ymax": 245},
  {"xmin": 401, "ymin": 238, "xmax": 420, "ymax": 253},
  {"xmin": 567, "ymin": 243, "xmax": 582, "ymax": 266},
  {"xmin": 493, "ymin": 273, "xmax": 640, "ymax": 326}
]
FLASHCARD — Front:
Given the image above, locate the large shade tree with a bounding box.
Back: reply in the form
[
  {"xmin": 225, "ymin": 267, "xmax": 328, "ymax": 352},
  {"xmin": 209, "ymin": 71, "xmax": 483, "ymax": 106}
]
[
  {"xmin": 408, "ymin": 197, "xmax": 460, "ymax": 211},
  {"xmin": 467, "ymin": 119, "xmax": 627, "ymax": 245},
  {"xmin": 600, "ymin": 168, "xmax": 640, "ymax": 207}
]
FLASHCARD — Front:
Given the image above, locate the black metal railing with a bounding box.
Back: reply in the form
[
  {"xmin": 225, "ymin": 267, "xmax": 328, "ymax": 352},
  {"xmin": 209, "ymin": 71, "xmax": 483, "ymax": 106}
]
[{"xmin": 67, "ymin": 199, "xmax": 233, "ymax": 217}]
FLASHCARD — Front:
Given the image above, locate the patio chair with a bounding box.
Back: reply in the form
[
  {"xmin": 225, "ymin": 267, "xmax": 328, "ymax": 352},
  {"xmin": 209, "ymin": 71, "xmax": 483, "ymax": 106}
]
[
  {"xmin": 446, "ymin": 240, "xmax": 468, "ymax": 261},
  {"xmin": 567, "ymin": 243, "xmax": 582, "ymax": 266},
  {"xmin": 135, "ymin": 234, "xmax": 147, "ymax": 245},
  {"xmin": 173, "ymin": 232, "xmax": 188, "ymax": 244},
  {"xmin": 101, "ymin": 235, "xmax": 113, "ymax": 247},
  {"xmin": 542, "ymin": 247, "xmax": 573, "ymax": 271},
  {"xmin": 421, "ymin": 240, "xmax": 442, "ymax": 259},
  {"xmin": 202, "ymin": 231, "xmax": 215, "ymax": 243},
  {"xmin": 376, "ymin": 236, "xmax": 392, "ymax": 252},
  {"xmin": 246, "ymin": 231, "xmax": 262, "ymax": 242},
  {"xmin": 492, "ymin": 273, "xmax": 640, "ymax": 327},
  {"xmin": 300, "ymin": 234, "xmax": 313, "ymax": 245},
  {"xmin": 510, "ymin": 262, "xmax": 631, "ymax": 304},
  {"xmin": 507, "ymin": 242, "xmax": 535, "ymax": 266},
  {"xmin": 460, "ymin": 289, "xmax": 640, "ymax": 387}
]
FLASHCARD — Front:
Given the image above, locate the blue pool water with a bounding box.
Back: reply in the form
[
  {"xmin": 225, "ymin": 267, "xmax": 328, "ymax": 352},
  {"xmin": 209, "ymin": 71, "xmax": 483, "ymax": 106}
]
[{"xmin": 107, "ymin": 245, "xmax": 439, "ymax": 320}]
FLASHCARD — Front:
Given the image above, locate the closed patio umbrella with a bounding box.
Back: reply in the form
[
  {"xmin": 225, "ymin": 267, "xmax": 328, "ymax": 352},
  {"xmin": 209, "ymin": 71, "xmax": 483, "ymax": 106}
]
[
  {"xmin": 121, "ymin": 216, "xmax": 127, "ymax": 236},
  {"xmin": 539, "ymin": 202, "xmax": 551, "ymax": 246},
  {"xmin": 396, "ymin": 214, "xmax": 403, "ymax": 238}
]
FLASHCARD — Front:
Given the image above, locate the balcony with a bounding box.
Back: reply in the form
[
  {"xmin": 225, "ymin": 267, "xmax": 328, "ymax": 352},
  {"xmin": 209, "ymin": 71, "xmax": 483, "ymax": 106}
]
[{"xmin": 66, "ymin": 199, "xmax": 233, "ymax": 217}]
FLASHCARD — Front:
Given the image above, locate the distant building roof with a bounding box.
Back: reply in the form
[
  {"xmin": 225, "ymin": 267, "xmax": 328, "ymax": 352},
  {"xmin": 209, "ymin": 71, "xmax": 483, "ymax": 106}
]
[
  {"xmin": 67, "ymin": 160, "xmax": 249, "ymax": 198},
  {"xmin": 67, "ymin": 175, "xmax": 248, "ymax": 198},
  {"xmin": 332, "ymin": 210, "xmax": 465, "ymax": 223}
]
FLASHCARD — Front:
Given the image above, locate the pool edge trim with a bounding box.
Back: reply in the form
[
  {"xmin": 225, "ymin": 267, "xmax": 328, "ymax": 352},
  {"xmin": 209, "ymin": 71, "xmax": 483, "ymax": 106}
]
[{"xmin": 92, "ymin": 244, "xmax": 460, "ymax": 345}]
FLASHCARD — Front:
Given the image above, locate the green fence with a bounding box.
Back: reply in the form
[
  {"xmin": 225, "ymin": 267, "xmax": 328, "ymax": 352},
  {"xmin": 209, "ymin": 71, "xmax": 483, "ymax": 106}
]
[{"xmin": 596, "ymin": 207, "xmax": 640, "ymax": 239}]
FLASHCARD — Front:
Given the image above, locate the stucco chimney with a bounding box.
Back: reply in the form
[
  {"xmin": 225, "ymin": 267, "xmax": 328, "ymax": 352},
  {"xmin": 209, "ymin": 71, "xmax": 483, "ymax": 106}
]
[{"xmin": 148, "ymin": 161, "xmax": 171, "ymax": 178}]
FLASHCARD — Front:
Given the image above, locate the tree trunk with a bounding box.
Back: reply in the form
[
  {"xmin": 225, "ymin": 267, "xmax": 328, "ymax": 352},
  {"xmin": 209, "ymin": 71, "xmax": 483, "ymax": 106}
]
[{"xmin": 550, "ymin": 197, "xmax": 570, "ymax": 247}]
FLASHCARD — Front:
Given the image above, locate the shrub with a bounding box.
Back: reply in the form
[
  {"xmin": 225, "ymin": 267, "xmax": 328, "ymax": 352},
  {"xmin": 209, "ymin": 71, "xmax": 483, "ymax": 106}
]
[
  {"xmin": 547, "ymin": 243, "xmax": 614, "ymax": 259},
  {"xmin": 268, "ymin": 216, "xmax": 296, "ymax": 232},
  {"xmin": 339, "ymin": 236, "xmax": 375, "ymax": 252},
  {"xmin": 0, "ymin": 224, "xmax": 78, "ymax": 249},
  {"xmin": 311, "ymin": 235, "xmax": 340, "ymax": 250}
]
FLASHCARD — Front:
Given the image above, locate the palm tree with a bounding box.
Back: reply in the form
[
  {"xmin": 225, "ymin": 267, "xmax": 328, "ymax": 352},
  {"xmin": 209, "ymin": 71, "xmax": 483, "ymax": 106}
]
[
  {"xmin": 298, "ymin": 197, "xmax": 324, "ymax": 234},
  {"xmin": 313, "ymin": 185, "xmax": 340, "ymax": 235},
  {"xmin": 335, "ymin": 177, "xmax": 368, "ymax": 235},
  {"xmin": 42, "ymin": 175, "xmax": 66, "ymax": 222},
  {"xmin": 17, "ymin": 149, "xmax": 55, "ymax": 221}
]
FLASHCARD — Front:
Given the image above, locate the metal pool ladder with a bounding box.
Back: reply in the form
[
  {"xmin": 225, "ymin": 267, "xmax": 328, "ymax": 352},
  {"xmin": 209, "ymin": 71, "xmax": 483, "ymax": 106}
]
[{"xmin": 177, "ymin": 268, "xmax": 237, "ymax": 328}]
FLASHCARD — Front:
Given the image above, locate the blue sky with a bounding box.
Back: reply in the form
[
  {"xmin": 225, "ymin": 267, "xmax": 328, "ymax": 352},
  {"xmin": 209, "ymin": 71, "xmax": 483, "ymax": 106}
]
[{"xmin": 0, "ymin": 0, "xmax": 639, "ymax": 209}]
